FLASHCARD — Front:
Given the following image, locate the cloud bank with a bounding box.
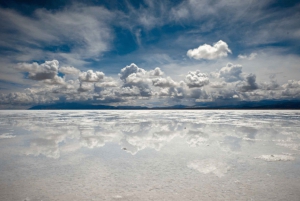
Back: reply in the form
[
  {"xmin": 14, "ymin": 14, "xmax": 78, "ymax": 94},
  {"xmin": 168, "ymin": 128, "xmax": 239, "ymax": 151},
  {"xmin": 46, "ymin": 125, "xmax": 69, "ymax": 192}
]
[{"xmin": 0, "ymin": 57, "xmax": 300, "ymax": 108}]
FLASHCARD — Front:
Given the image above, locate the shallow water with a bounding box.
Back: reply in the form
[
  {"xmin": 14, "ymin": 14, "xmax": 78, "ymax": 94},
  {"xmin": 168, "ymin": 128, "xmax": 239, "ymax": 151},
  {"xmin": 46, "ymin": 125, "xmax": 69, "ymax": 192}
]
[{"xmin": 0, "ymin": 110, "xmax": 300, "ymax": 201}]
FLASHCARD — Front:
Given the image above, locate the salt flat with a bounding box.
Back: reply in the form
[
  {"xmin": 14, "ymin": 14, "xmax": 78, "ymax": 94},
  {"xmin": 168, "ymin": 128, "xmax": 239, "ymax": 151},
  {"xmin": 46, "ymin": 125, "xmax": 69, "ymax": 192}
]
[{"xmin": 0, "ymin": 110, "xmax": 299, "ymax": 201}]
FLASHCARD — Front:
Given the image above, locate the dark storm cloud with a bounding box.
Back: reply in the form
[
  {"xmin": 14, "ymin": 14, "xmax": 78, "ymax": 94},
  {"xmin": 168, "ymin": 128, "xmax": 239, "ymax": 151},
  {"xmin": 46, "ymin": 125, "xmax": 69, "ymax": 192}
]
[{"xmin": 236, "ymin": 74, "xmax": 259, "ymax": 92}]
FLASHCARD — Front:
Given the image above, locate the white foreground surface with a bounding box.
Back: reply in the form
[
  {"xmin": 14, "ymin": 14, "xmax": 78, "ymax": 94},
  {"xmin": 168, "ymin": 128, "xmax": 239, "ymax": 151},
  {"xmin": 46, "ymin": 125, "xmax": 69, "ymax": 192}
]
[{"xmin": 0, "ymin": 110, "xmax": 300, "ymax": 200}]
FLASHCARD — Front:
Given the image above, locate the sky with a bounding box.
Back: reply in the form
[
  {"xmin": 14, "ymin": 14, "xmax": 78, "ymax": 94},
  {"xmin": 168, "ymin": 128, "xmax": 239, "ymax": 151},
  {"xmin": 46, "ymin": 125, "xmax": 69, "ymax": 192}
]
[{"xmin": 0, "ymin": 0, "xmax": 300, "ymax": 108}]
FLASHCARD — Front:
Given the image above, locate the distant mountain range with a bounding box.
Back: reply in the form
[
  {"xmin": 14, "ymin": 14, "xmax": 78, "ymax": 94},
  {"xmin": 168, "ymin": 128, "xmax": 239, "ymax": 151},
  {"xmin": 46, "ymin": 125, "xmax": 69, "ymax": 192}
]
[
  {"xmin": 29, "ymin": 99, "xmax": 300, "ymax": 110},
  {"xmin": 29, "ymin": 102, "xmax": 148, "ymax": 110}
]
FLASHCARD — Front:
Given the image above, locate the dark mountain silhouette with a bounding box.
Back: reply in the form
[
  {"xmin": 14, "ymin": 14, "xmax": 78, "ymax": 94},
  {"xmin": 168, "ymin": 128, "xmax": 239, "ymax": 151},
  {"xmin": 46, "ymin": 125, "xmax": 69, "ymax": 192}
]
[
  {"xmin": 29, "ymin": 99, "xmax": 300, "ymax": 110},
  {"xmin": 29, "ymin": 102, "xmax": 148, "ymax": 110}
]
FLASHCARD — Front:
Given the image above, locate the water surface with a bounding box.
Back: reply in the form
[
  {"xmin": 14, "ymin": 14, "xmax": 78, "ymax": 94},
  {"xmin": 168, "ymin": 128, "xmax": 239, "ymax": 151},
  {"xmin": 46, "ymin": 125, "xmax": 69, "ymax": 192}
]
[{"xmin": 0, "ymin": 110, "xmax": 300, "ymax": 200}]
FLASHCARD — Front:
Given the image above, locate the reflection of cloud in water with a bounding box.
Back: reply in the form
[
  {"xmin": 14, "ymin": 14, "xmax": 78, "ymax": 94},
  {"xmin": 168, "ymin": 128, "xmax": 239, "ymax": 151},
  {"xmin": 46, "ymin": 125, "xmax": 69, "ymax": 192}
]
[
  {"xmin": 236, "ymin": 126, "xmax": 258, "ymax": 139},
  {"xmin": 187, "ymin": 159, "xmax": 230, "ymax": 177},
  {"xmin": 120, "ymin": 125, "xmax": 180, "ymax": 155},
  {"xmin": 255, "ymin": 154, "xmax": 295, "ymax": 162},
  {"xmin": 276, "ymin": 142, "xmax": 299, "ymax": 151},
  {"xmin": 25, "ymin": 138, "xmax": 60, "ymax": 159},
  {"xmin": 220, "ymin": 136, "xmax": 242, "ymax": 152},
  {"xmin": 185, "ymin": 130, "xmax": 209, "ymax": 147},
  {"xmin": 0, "ymin": 133, "xmax": 16, "ymax": 139},
  {"xmin": 0, "ymin": 110, "xmax": 299, "ymax": 159},
  {"xmin": 0, "ymin": 110, "xmax": 300, "ymax": 200}
]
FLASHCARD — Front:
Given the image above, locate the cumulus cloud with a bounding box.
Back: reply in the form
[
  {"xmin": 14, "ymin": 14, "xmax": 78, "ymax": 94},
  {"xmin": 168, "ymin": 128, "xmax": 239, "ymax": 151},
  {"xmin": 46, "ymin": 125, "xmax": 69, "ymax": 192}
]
[
  {"xmin": 149, "ymin": 67, "xmax": 164, "ymax": 77},
  {"xmin": 282, "ymin": 80, "xmax": 300, "ymax": 89},
  {"xmin": 3, "ymin": 59, "xmax": 300, "ymax": 107},
  {"xmin": 152, "ymin": 77, "xmax": 177, "ymax": 88},
  {"xmin": 219, "ymin": 63, "xmax": 243, "ymax": 82},
  {"xmin": 95, "ymin": 81, "xmax": 118, "ymax": 88},
  {"xmin": 119, "ymin": 63, "xmax": 146, "ymax": 82},
  {"xmin": 0, "ymin": 90, "xmax": 59, "ymax": 106},
  {"xmin": 187, "ymin": 40, "xmax": 231, "ymax": 60},
  {"xmin": 210, "ymin": 81, "xmax": 227, "ymax": 88},
  {"xmin": 238, "ymin": 53, "xmax": 257, "ymax": 60},
  {"xmin": 79, "ymin": 70, "xmax": 105, "ymax": 82},
  {"xmin": 260, "ymin": 79, "xmax": 280, "ymax": 90},
  {"xmin": 281, "ymin": 80, "xmax": 300, "ymax": 98},
  {"xmin": 122, "ymin": 74, "xmax": 152, "ymax": 97},
  {"xmin": 77, "ymin": 82, "xmax": 94, "ymax": 92},
  {"xmin": 118, "ymin": 63, "xmax": 170, "ymax": 98},
  {"xmin": 236, "ymin": 73, "xmax": 258, "ymax": 92},
  {"xmin": 185, "ymin": 71, "xmax": 209, "ymax": 88},
  {"xmin": 44, "ymin": 75, "xmax": 65, "ymax": 85},
  {"xmin": 114, "ymin": 86, "xmax": 141, "ymax": 97},
  {"xmin": 17, "ymin": 60, "xmax": 59, "ymax": 81},
  {"xmin": 125, "ymin": 73, "xmax": 149, "ymax": 86},
  {"xmin": 59, "ymin": 66, "xmax": 80, "ymax": 75}
]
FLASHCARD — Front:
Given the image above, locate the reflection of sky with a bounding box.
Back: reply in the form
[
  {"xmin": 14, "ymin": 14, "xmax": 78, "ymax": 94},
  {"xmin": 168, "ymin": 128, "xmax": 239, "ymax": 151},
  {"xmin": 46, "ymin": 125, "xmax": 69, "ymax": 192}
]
[{"xmin": 0, "ymin": 110, "xmax": 300, "ymax": 200}]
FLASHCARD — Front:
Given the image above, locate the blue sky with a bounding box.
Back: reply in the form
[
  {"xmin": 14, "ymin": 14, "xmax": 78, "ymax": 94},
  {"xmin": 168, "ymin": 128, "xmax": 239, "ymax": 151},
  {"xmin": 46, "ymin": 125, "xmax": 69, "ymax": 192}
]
[{"xmin": 0, "ymin": 0, "xmax": 300, "ymax": 108}]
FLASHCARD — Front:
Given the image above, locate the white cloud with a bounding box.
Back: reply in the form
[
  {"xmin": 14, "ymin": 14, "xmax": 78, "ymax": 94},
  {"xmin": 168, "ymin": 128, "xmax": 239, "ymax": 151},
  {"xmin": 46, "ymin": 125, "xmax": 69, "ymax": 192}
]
[
  {"xmin": 119, "ymin": 63, "xmax": 147, "ymax": 82},
  {"xmin": 282, "ymin": 80, "xmax": 300, "ymax": 89},
  {"xmin": 152, "ymin": 77, "xmax": 177, "ymax": 88},
  {"xmin": 238, "ymin": 53, "xmax": 257, "ymax": 60},
  {"xmin": 59, "ymin": 66, "xmax": 80, "ymax": 75},
  {"xmin": 17, "ymin": 60, "xmax": 59, "ymax": 81},
  {"xmin": 219, "ymin": 63, "xmax": 243, "ymax": 82},
  {"xmin": 185, "ymin": 70, "xmax": 209, "ymax": 88},
  {"xmin": 187, "ymin": 40, "xmax": 231, "ymax": 60},
  {"xmin": 281, "ymin": 80, "xmax": 300, "ymax": 98},
  {"xmin": 0, "ymin": 5, "xmax": 114, "ymax": 64},
  {"xmin": 95, "ymin": 81, "xmax": 118, "ymax": 88},
  {"xmin": 149, "ymin": 67, "xmax": 164, "ymax": 77},
  {"xmin": 210, "ymin": 81, "xmax": 227, "ymax": 88},
  {"xmin": 44, "ymin": 75, "xmax": 65, "ymax": 85},
  {"xmin": 260, "ymin": 79, "xmax": 280, "ymax": 90},
  {"xmin": 2, "ymin": 59, "xmax": 300, "ymax": 107},
  {"xmin": 0, "ymin": 90, "xmax": 59, "ymax": 106},
  {"xmin": 77, "ymin": 82, "xmax": 94, "ymax": 92},
  {"xmin": 119, "ymin": 64, "xmax": 169, "ymax": 98},
  {"xmin": 79, "ymin": 70, "xmax": 105, "ymax": 82},
  {"xmin": 114, "ymin": 86, "xmax": 141, "ymax": 97}
]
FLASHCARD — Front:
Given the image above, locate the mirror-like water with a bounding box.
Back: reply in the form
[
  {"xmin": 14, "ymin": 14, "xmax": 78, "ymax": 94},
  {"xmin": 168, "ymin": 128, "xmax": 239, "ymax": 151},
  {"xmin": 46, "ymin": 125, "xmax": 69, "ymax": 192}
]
[{"xmin": 0, "ymin": 110, "xmax": 300, "ymax": 201}]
